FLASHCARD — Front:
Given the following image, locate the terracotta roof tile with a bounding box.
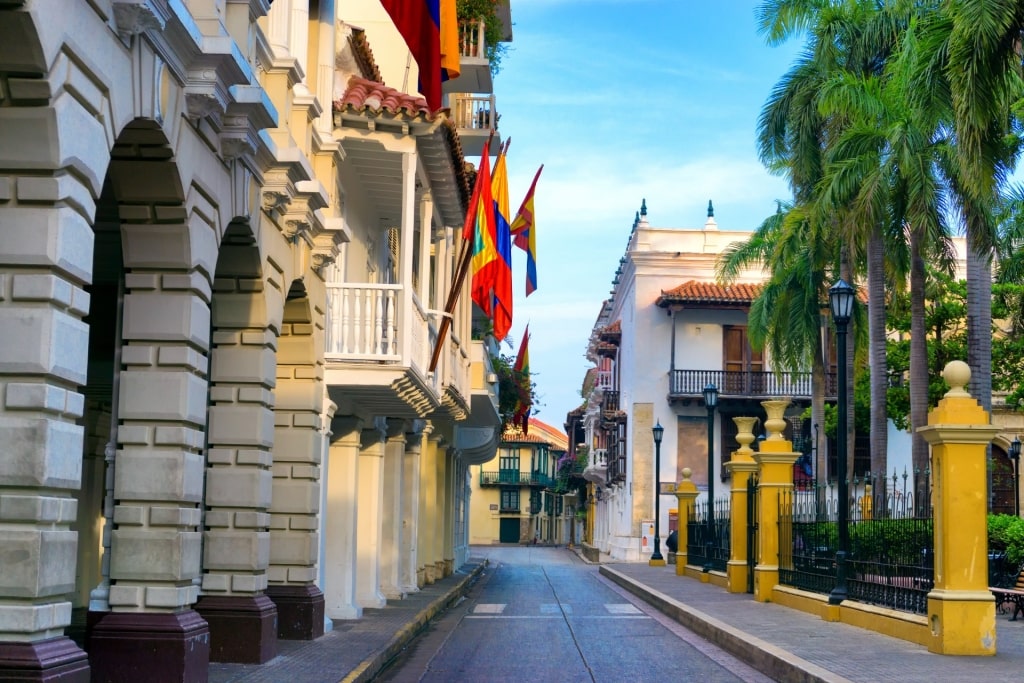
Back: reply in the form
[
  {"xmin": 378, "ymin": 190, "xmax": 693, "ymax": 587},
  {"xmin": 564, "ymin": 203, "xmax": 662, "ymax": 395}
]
[
  {"xmin": 348, "ymin": 29, "xmax": 383, "ymax": 84},
  {"xmin": 502, "ymin": 418, "xmax": 568, "ymax": 450},
  {"xmin": 656, "ymin": 280, "xmax": 763, "ymax": 306},
  {"xmin": 333, "ymin": 76, "xmax": 433, "ymax": 118}
]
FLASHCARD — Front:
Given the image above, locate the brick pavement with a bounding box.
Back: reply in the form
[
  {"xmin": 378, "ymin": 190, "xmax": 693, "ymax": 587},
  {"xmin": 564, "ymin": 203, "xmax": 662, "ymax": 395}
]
[
  {"xmin": 602, "ymin": 561, "xmax": 1024, "ymax": 683},
  {"xmin": 207, "ymin": 560, "xmax": 486, "ymax": 683}
]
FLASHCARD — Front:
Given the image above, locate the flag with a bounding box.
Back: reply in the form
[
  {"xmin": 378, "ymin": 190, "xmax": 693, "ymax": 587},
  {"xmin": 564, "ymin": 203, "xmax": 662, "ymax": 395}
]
[
  {"xmin": 510, "ymin": 164, "xmax": 543, "ymax": 296},
  {"xmin": 380, "ymin": 0, "xmax": 442, "ymax": 111},
  {"xmin": 440, "ymin": 0, "xmax": 460, "ymax": 82},
  {"xmin": 512, "ymin": 325, "xmax": 531, "ymax": 434},
  {"xmin": 487, "ymin": 144, "xmax": 514, "ymax": 339},
  {"xmin": 466, "ymin": 142, "xmax": 497, "ymax": 316}
]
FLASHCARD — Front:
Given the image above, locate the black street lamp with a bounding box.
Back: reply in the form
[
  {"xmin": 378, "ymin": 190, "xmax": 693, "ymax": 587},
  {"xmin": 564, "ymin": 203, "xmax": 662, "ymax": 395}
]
[
  {"xmin": 1010, "ymin": 437, "xmax": 1021, "ymax": 518},
  {"xmin": 703, "ymin": 382, "xmax": 719, "ymax": 571},
  {"xmin": 829, "ymin": 279, "xmax": 855, "ymax": 605},
  {"xmin": 650, "ymin": 420, "xmax": 665, "ymax": 565}
]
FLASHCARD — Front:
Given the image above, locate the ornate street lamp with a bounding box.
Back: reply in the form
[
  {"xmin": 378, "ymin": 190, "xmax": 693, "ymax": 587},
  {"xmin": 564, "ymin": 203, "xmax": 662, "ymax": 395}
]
[
  {"xmin": 829, "ymin": 279, "xmax": 854, "ymax": 605},
  {"xmin": 650, "ymin": 420, "xmax": 666, "ymax": 565},
  {"xmin": 1010, "ymin": 437, "xmax": 1021, "ymax": 518},
  {"xmin": 703, "ymin": 382, "xmax": 719, "ymax": 571}
]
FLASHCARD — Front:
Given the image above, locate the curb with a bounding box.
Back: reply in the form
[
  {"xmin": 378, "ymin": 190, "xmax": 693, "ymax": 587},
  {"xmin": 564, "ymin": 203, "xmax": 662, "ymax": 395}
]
[
  {"xmin": 340, "ymin": 561, "xmax": 487, "ymax": 683},
  {"xmin": 599, "ymin": 566, "xmax": 853, "ymax": 683}
]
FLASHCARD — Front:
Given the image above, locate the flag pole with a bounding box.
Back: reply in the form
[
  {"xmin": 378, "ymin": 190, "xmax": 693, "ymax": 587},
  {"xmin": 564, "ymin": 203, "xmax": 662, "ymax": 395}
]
[{"xmin": 428, "ymin": 132, "xmax": 497, "ymax": 373}]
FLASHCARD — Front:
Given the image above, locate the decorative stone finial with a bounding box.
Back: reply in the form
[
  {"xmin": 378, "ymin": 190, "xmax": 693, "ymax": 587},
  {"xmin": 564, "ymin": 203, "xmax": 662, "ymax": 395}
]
[
  {"xmin": 640, "ymin": 198, "xmax": 647, "ymax": 217},
  {"xmin": 733, "ymin": 417, "xmax": 758, "ymax": 455},
  {"xmin": 761, "ymin": 400, "xmax": 791, "ymax": 440},
  {"xmin": 941, "ymin": 360, "xmax": 971, "ymax": 397},
  {"xmin": 707, "ymin": 199, "xmax": 714, "ymax": 218},
  {"xmin": 681, "ymin": 467, "xmax": 692, "ymax": 481},
  {"xmin": 634, "ymin": 211, "xmax": 640, "ymax": 227}
]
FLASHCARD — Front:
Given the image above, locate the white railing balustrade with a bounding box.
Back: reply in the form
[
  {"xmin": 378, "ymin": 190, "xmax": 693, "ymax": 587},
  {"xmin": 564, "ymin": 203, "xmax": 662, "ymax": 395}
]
[
  {"xmin": 596, "ymin": 369, "xmax": 614, "ymax": 389},
  {"xmin": 449, "ymin": 94, "xmax": 498, "ymax": 132},
  {"xmin": 458, "ymin": 20, "xmax": 486, "ymax": 59},
  {"xmin": 325, "ymin": 283, "xmax": 403, "ymax": 360}
]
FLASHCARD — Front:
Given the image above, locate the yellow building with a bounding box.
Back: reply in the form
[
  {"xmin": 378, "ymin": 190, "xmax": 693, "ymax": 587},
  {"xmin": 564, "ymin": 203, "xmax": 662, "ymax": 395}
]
[{"xmin": 469, "ymin": 418, "xmax": 577, "ymax": 544}]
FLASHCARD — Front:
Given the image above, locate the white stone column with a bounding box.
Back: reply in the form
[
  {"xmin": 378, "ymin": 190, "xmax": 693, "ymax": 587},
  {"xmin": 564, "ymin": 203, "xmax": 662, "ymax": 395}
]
[
  {"xmin": 380, "ymin": 420, "xmax": 406, "ymax": 599},
  {"xmin": 419, "ymin": 427, "xmax": 440, "ymax": 585},
  {"xmin": 399, "ymin": 425, "xmax": 423, "ymax": 594},
  {"xmin": 323, "ymin": 416, "xmax": 362, "ymax": 619},
  {"xmin": 356, "ymin": 420, "xmax": 387, "ymax": 608}
]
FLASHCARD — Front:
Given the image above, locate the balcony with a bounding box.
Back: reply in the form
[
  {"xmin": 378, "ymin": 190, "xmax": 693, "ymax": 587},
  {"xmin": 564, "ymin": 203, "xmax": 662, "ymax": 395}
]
[
  {"xmin": 443, "ymin": 20, "xmax": 494, "ymax": 95},
  {"xmin": 583, "ymin": 448, "xmax": 608, "ymax": 484},
  {"xmin": 481, "ymin": 470, "xmax": 530, "ymax": 486},
  {"xmin": 324, "ymin": 282, "xmax": 443, "ymax": 418},
  {"xmin": 668, "ymin": 369, "xmax": 837, "ymax": 402},
  {"xmin": 449, "ymin": 93, "xmax": 501, "ymax": 159},
  {"xmin": 455, "ymin": 340, "xmax": 501, "ymax": 465}
]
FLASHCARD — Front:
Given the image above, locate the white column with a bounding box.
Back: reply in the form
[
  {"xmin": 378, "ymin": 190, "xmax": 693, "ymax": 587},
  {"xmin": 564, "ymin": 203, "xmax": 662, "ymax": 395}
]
[
  {"xmin": 380, "ymin": 421, "xmax": 405, "ymax": 599},
  {"xmin": 356, "ymin": 421, "xmax": 387, "ymax": 608},
  {"xmin": 322, "ymin": 416, "xmax": 362, "ymax": 619},
  {"xmin": 289, "ymin": 0, "xmax": 310, "ymax": 76},
  {"xmin": 399, "ymin": 152, "xmax": 417, "ymax": 364},
  {"xmin": 399, "ymin": 426, "xmax": 423, "ymax": 594}
]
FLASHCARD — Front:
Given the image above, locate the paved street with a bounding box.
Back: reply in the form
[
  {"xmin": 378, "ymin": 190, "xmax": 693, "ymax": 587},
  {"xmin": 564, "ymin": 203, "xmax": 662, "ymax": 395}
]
[{"xmin": 377, "ymin": 546, "xmax": 772, "ymax": 682}]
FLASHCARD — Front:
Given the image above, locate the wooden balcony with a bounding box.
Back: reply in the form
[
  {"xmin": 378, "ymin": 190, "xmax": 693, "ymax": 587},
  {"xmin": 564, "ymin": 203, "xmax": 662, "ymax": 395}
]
[
  {"xmin": 442, "ymin": 20, "xmax": 494, "ymax": 94},
  {"xmin": 479, "ymin": 470, "xmax": 555, "ymax": 488},
  {"xmin": 668, "ymin": 369, "xmax": 837, "ymax": 401}
]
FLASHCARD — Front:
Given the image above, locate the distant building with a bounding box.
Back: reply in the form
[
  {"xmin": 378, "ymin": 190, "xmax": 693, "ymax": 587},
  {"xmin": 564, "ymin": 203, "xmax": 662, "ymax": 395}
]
[{"xmin": 469, "ymin": 418, "xmax": 580, "ymax": 544}]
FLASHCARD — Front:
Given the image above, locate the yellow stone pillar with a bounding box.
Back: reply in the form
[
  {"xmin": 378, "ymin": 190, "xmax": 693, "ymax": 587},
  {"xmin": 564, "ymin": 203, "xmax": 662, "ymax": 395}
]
[
  {"xmin": 725, "ymin": 417, "xmax": 759, "ymax": 593},
  {"xmin": 752, "ymin": 400, "xmax": 799, "ymax": 603},
  {"xmin": 673, "ymin": 469, "xmax": 699, "ymax": 576},
  {"xmin": 918, "ymin": 361, "xmax": 999, "ymax": 656}
]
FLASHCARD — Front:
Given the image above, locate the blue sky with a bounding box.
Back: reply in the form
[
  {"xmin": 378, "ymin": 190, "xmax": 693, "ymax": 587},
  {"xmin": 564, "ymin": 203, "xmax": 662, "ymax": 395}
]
[{"xmin": 494, "ymin": 1, "xmax": 801, "ymax": 430}]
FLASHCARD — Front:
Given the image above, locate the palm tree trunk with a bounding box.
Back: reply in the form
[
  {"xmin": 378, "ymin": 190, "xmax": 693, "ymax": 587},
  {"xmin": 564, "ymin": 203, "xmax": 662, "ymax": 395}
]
[
  {"xmin": 966, "ymin": 230, "xmax": 993, "ymax": 507},
  {"xmin": 909, "ymin": 227, "xmax": 929, "ymax": 474},
  {"xmin": 867, "ymin": 225, "xmax": 888, "ymax": 486}
]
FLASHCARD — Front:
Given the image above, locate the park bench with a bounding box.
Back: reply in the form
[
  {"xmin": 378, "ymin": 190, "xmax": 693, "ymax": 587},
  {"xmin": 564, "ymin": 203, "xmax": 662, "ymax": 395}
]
[{"xmin": 990, "ymin": 564, "xmax": 1024, "ymax": 621}]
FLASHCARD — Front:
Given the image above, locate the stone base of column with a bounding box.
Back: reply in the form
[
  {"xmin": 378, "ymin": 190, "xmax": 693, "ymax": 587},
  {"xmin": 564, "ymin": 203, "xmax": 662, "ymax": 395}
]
[
  {"xmin": 416, "ymin": 567, "xmax": 426, "ymax": 587},
  {"xmin": 89, "ymin": 610, "xmax": 209, "ymax": 682},
  {"xmin": 265, "ymin": 585, "xmax": 325, "ymax": 640},
  {"xmin": 194, "ymin": 595, "xmax": 277, "ymax": 664},
  {"xmin": 0, "ymin": 637, "xmax": 90, "ymax": 683}
]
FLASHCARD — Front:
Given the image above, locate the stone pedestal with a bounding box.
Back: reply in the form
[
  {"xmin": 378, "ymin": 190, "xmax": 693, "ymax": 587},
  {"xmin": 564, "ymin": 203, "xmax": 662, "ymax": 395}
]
[
  {"xmin": 752, "ymin": 400, "xmax": 799, "ymax": 603},
  {"xmin": 194, "ymin": 595, "xmax": 277, "ymax": 664},
  {"xmin": 266, "ymin": 585, "xmax": 325, "ymax": 640},
  {"xmin": 89, "ymin": 610, "xmax": 209, "ymax": 682},
  {"xmin": 0, "ymin": 637, "xmax": 90, "ymax": 683},
  {"xmin": 725, "ymin": 417, "xmax": 759, "ymax": 594},
  {"xmin": 673, "ymin": 470, "xmax": 699, "ymax": 576}
]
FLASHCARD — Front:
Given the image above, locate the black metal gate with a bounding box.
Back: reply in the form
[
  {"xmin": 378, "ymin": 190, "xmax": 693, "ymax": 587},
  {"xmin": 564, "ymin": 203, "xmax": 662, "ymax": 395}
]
[{"xmin": 746, "ymin": 474, "xmax": 758, "ymax": 594}]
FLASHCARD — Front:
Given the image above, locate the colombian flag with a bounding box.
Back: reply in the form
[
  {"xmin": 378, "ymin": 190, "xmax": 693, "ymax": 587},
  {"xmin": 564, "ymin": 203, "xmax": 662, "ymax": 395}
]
[
  {"xmin": 380, "ymin": 0, "xmax": 443, "ymax": 111},
  {"xmin": 440, "ymin": 0, "xmax": 460, "ymax": 82},
  {"xmin": 510, "ymin": 165, "xmax": 543, "ymax": 296}
]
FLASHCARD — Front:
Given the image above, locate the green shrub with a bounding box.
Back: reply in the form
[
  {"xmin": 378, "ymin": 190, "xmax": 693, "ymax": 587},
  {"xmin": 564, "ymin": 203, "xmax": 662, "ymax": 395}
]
[{"xmin": 989, "ymin": 514, "xmax": 1024, "ymax": 567}]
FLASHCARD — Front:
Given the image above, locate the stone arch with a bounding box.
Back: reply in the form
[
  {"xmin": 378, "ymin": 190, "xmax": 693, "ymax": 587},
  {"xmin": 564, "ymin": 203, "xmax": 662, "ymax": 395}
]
[
  {"xmin": 87, "ymin": 118, "xmax": 216, "ymax": 679},
  {"xmin": 193, "ymin": 217, "xmax": 280, "ymax": 664},
  {"xmin": 266, "ymin": 281, "xmax": 327, "ymax": 640}
]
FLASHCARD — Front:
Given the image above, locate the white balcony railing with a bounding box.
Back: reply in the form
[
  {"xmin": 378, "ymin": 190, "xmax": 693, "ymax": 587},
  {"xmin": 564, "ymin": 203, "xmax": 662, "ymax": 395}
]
[
  {"xmin": 449, "ymin": 93, "xmax": 498, "ymax": 132},
  {"xmin": 595, "ymin": 369, "xmax": 614, "ymax": 390},
  {"xmin": 325, "ymin": 282, "xmax": 436, "ymax": 366},
  {"xmin": 459, "ymin": 20, "xmax": 487, "ymax": 60}
]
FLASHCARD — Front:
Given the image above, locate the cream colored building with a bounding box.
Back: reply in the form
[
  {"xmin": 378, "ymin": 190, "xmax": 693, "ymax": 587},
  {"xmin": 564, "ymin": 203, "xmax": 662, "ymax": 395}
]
[
  {"xmin": 0, "ymin": 0, "xmax": 507, "ymax": 680},
  {"xmin": 469, "ymin": 418, "xmax": 573, "ymax": 545}
]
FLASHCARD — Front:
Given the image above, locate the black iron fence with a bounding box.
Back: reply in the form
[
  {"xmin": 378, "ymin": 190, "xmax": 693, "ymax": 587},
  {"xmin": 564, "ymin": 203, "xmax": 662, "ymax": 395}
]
[
  {"xmin": 686, "ymin": 497, "xmax": 730, "ymax": 571},
  {"xmin": 779, "ymin": 470, "xmax": 934, "ymax": 614}
]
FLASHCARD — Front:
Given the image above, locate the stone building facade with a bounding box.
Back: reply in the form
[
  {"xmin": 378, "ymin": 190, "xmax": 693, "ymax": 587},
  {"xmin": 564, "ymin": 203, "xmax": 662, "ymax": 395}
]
[{"xmin": 0, "ymin": 0, "xmax": 503, "ymax": 680}]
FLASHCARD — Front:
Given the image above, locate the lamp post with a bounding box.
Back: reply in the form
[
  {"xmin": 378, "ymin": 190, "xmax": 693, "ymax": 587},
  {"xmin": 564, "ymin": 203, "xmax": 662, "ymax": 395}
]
[
  {"xmin": 828, "ymin": 279, "xmax": 855, "ymax": 605},
  {"xmin": 650, "ymin": 420, "xmax": 665, "ymax": 565},
  {"xmin": 703, "ymin": 382, "xmax": 719, "ymax": 571},
  {"xmin": 1010, "ymin": 437, "xmax": 1021, "ymax": 518}
]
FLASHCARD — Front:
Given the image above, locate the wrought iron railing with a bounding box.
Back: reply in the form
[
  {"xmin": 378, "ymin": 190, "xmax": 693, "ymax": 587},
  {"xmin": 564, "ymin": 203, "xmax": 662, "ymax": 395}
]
[
  {"xmin": 778, "ymin": 471, "xmax": 934, "ymax": 614},
  {"xmin": 669, "ymin": 369, "xmax": 837, "ymax": 399},
  {"xmin": 686, "ymin": 497, "xmax": 730, "ymax": 571},
  {"xmin": 480, "ymin": 470, "xmax": 530, "ymax": 486}
]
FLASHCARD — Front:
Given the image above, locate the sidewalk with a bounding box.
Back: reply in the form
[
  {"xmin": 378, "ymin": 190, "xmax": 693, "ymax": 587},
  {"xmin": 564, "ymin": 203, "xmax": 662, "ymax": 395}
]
[
  {"xmin": 602, "ymin": 561, "xmax": 1024, "ymax": 683},
  {"xmin": 208, "ymin": 560, "xmax": 486, "ymax": 683}
]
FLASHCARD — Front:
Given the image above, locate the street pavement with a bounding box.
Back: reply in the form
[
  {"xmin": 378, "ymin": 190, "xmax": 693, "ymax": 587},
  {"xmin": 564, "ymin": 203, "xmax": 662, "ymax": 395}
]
[{"xmin": 208, "ymin": 546, "xmax": 1024, "ymax": 683}]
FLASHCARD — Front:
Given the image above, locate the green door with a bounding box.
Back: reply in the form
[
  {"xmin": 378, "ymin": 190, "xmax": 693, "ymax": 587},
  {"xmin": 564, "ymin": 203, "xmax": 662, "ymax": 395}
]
[{"xmin": 499, "ymin": 518, "xmax": 520, "ymax": 543}]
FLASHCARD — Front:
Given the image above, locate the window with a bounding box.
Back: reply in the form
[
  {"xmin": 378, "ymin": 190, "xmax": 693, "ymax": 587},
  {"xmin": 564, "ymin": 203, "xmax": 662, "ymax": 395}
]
[
  {"xmin": 500, "ymin": 488, "xmax": 519, "ymax": 512},
  {"xmin": 530, "ymin": 489, "xmax": 541, "ymax": 515},
  {"xmin": 723, "ymin": 325, "xmax": 764, "ymax": 393},
  {"xmin": 500, "ymin": 448, "xmax": 520, "ymax": 484}
]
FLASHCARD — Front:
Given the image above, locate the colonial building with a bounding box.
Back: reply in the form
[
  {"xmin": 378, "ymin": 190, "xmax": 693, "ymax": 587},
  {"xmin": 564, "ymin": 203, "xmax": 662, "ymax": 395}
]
[
  {"xmin": 574, "ymin": 201, "xmax": 1020, "ymax": 563},
  {"xmin": 0, "ymin": 0, "xmax": 510, "ymax": 680},
  {"xmin": 468, "ymin": 418, "xmax": 573, "ymax": 545}
]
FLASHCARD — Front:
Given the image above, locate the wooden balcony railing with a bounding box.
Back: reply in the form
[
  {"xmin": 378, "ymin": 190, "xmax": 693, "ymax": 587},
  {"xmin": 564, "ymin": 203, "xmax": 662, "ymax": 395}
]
[
  {"xmin": 669, "ymin": 369, "xmax": 837, "ymax": 399},
  {"xmin": 601, "ymin": 390, "xmax": 620, "ymax": 413},
  {"xmin": 459, "ymin": 20, "xmax": 487, "ymax": 60},
  {"xmin": 480, "ymin": 471, "xmax": 555, "ymax": 488}
]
